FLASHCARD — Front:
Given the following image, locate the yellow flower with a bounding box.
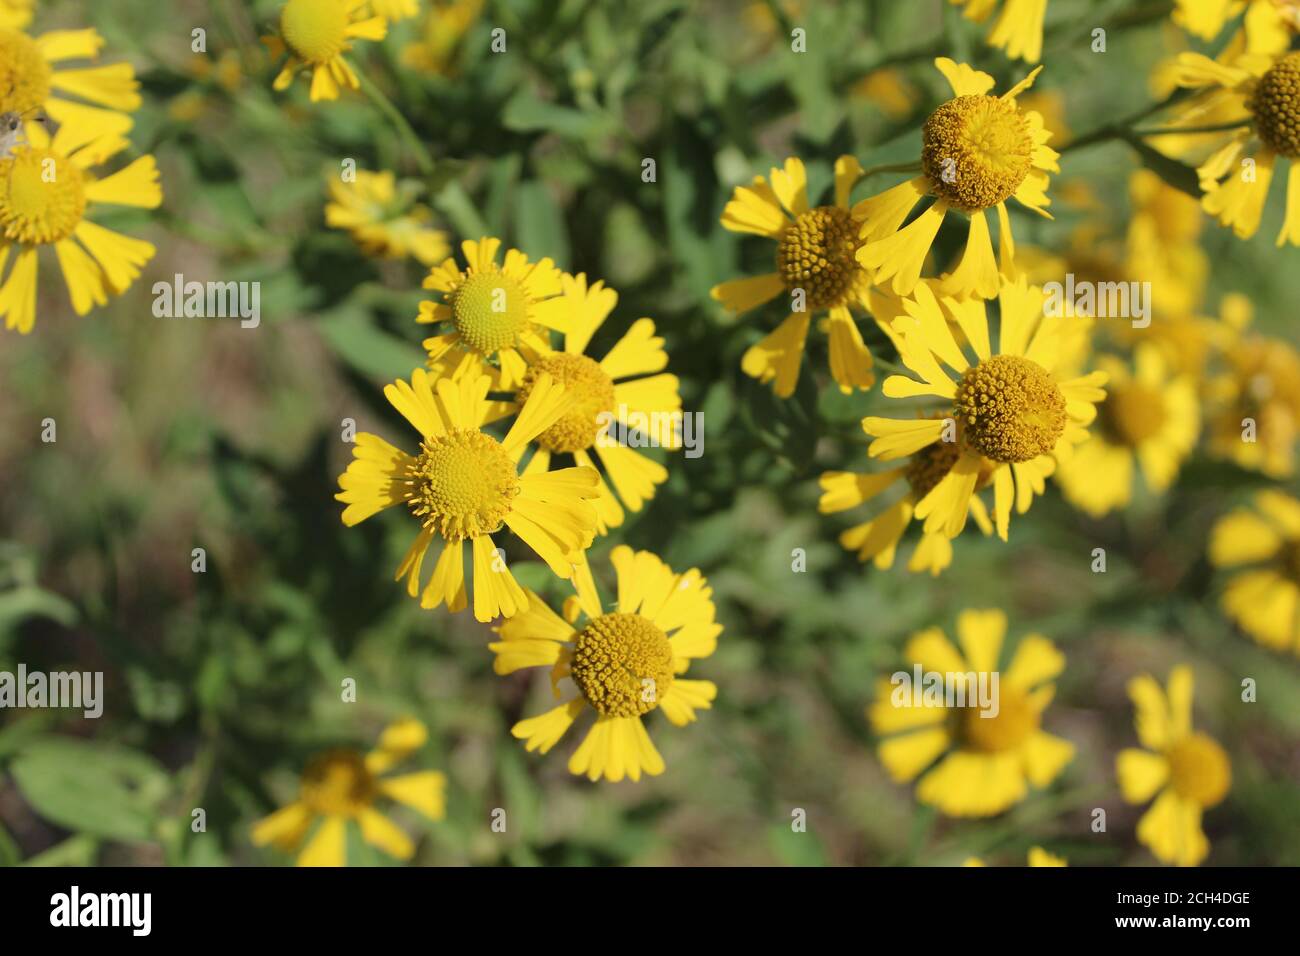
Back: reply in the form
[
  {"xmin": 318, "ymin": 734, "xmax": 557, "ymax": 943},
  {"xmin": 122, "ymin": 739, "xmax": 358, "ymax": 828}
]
[
  {"xmin": 251, "ymin": 718, "xmax": 446, "ymax": 866},
  {"xmin": 1174, "ymin": 50, "xmax": 1300, "ymax": 245},
  {"xmin": 948, "ymin": 0, "xmax": 1050, "ymax": 63},
  {"xmin": 869, "ymin": 609, "xmax": 1074, "ymax": 817},
  {"xmin": 710, "ymin": 155, "xmax": 880, "ymax": 398},
  {"xmin": 371, "ymin": 0, "xmax": 420, "ymax": 22},
  {"xmin": 266, "ymin": 0, "xmax": 387, "ymax": 102},
  {"xmin": 1056, "ymin": 347, "xmax": 1199, "ymax": 517},
  {"xmin": 507, "ymin": 273, "xmax": 682, "ymax": 534},
  {"xmin": 0, "ymin": 27, "xmax": 141, "ymax": 142},
  {"xmin": 0, "ymin": 0, "xmax": 32, "ymax": 30},
  {"xmin": 852, "ymin": 68, "xmax": 919, "ymax": 120},
  {"xmin": 862, "ymin": 276, "xmax": 1107, "ymax": 540},
  {"xmin": 854, "ymin": 58, "xmax": 1058, "ymax": 300},
  {"xmin": 818, "ymin": 421, "xmax": 995, "ymax": 576},
  {"xmin": 1116, "ymin": 666, "xmax": 1231, "ymax": 867},
  {"xmin": 401, "ymin": 0, "xmax": 482, "ymax": 76},
  {"xmin": 1209, "ymin": 490, "xmax": 1300, "ymax": 653},
  {"xmin": 418, "ymin": 236, "xmax": 571, "ymax": 390},
  {"xmin": 964, "ymin": 846, "xmax": 1067, "ymax": 866},
  {"xmin": 1205, "ymin": 303, "xmax": 1300, "ymax": 476},
  {"xmin": 0, "ymin": 128, "xmax": 162, "ymax": 334},
  {"xmin": 335, "ymin": 365, "xmax": 601, "ymax": 622},
  {"xmin": 491, "ymin": 545, "xmax": 720, "ymax": 783},
  {"xmin": 324, "ymin": 168, "xmax": 449, "ymax": 265},
  {"xmin": 1172, "ymin": 0, "xmax": 1294, "ymax": 55}
]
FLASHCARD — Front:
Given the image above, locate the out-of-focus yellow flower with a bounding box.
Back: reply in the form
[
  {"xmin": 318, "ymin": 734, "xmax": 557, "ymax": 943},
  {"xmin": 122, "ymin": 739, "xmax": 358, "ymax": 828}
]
[
  {"xmin": 0, "ymin": 0, "xmax": 33, "ymax": 29},
  {"xmin": 251, "ymin": 718, "xmax": 446, "ymax": 866},
  {"xmin": 1116, "ymin": 666, "xmax": 1231, "ymax": 867},
  {"xmin": 400, "ymin": 0, "xmax": 482, "ymax": 76},
  {"xmin": 852, "ymin": 68, "xmax": 919, "ymax": 121},
  {"xmin": 1210, "ymin": 490, "xmax": 1300, "ymax": 653},
  {"xmin": 949, "ymin": 0, "xmax": 1050, "ymax": 63},
  {"xmin": 965, "ymin": 846, "xmax": 1067, "ymax": 866},
  {"xmin": 869, "ymin": 609, "xmax": 1075, "ymax": 817},
  {"xmin": 325, "ymin": 169, "xmax": 449, "ymax": 265},
  {"xmin": 371, "ymin": 0, "xmax": 420, "ymax": 23},
  {"xmin": 264, "ymin": 0, "xmax": 387, "ymax": 102},
  {"xmin": 1172, "ymin": 0, "xmax": 1294, "ymax": 56}
]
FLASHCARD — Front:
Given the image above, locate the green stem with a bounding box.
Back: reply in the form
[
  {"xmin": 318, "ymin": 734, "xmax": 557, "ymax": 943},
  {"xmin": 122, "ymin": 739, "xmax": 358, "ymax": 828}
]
[
  {"xmin": 1061, "ymin": 88, "xmax": 1193, "ymax": 154},
  {"xmin": 355, "ymin": 65, "xmax": 434, "ymax": 175},
  {"xmin": 861, "ymin": 161, "xmax": 922, "ymax": 179},
  {"xmin": 1130, "ymin": 120, "xmax": 1252, "ymax": 137}
]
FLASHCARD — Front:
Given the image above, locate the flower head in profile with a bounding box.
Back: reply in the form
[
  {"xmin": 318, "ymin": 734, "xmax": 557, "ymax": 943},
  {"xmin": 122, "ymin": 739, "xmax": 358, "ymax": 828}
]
[
  {"xmin": 1209, "ymin": 490, "xmax": 1300, "ymax": 654},
  {"xmin": 948, "ymin": 0, "xmax": 1050, "ymax": 63},
  {"xmin": 1057, "ymin": 346, "xmax": 1199, "ymax": 517},
  {"xmin": 862, "ymin": 277, "xmax": 1107, "ymax": 540},
  {"xmin": 1174, "ymin": 50, "xmax": 1300, "ymax": 245},
  {"xmin": 1116, "ymin": 666, "xmax": 1231, "ymax": 866},
  {"xmin": 854, "ymin": 58, "xmax": 1058, "ymax": 300},
  {"xmin": 819, "ymin": 423, "xmax": 995, "ymax": 576},
  {"xmin": 0, "ymin": 127, "xmax": 162, "ymax": 334},
  {"xmin": 325, "ymin": 168, "xmax": 449, "ymax": 265},
  {"xmin": 335, "ymin": 365, "xmax": 601, "ymax": 622},
  {"xmin": 507, "ymin": 273, "xmax": 682, "ymax": 534},
  {"xmin": 0, "ymin": 27, "xmax": 141, "ymax": 141},
  {"xmin": 869, "ymin": 609, "xmax": 1074, "ymax": 817},
  {"xmin": 710, "ymin": 155, "xmax": 880, "ymax": 398},
  {"xmin": 419, "ymin": 237, "xmax": 570, "ymax": 389},
  {"xmin": 964, "ymin": 846, "xmax": 1067, "ymax": 866},
  {"xmin": 266, "ymin": 0, "xmax": 387, "ymax": 102},
  {"xmin": 491, "ymin": 546, "xmax": 720, "ymax": 783},
  {"xmin": 251, "ymin": 718, "xmax": 446, "ymax": 867}
]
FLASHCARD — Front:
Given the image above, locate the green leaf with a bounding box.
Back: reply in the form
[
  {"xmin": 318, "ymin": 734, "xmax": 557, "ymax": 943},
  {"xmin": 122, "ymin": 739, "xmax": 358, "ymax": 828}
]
[
  {"xmin": 514, "ymin": 180, "xmax": 570, "ymax": 270},
  {"xmin": 317, "ymin": 310, "xmax": 427, "ymax": 382},
  {"xmin": 767, "ymin": 821, "xmax": 828, "ymax": 866}
]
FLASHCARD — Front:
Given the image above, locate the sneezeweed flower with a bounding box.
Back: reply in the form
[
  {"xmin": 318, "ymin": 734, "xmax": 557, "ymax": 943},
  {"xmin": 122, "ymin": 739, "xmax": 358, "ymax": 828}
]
[
  {"xmin": 1172, "ymin": 0, "xmax": 1294, "ymax": 55},
  {"xmin": 252, "ymin": 718, "xmax": 446, "ymax": 867},
  {"xmin": 371, "ymin": 0, "xmax": 420, "ymax": 22},
  {"xmin": 1056, "ymin": 347, "xmax": 1199, "ymax": 518},
  {"xmin": 335, "ymin": 366, "xmax": 601, "ymax": 622},
  {"xmin": 419, "ymin": 237, "xmax": 569, "ymax": 389},
  {"xmin": 964, "ymin": 847, "xmax": 1067, "ymax": 866},
  {"xmin": 0, "ymin": 127, "xmax": 163, "ymax": 334},
  {"xmin": 869, "ymin": 609, "xmax": 1074, "ymax": 817},
  {"xmin": 1208, "ymin": 491, "xmax": 1300, "ymax": 654},
  {"xmin": 862, "ymin": 278, "xmax": 1107, "ymax": 540},
  {"xmin": 948, "ymin": 0, "xmax": 1050, "ymax": 63},
  {"xmin": 0, "ymin": 0, "xmax": 32, "ymax": 30},
  {"xmin": 1116, "ymin": 666, "xmax": 1231, "ymax": 866},
  {"xmin": 0, "ymin": 27, "xmax": 141, "ymax": 141},
  {"xmin": 1174, "ymin": 50, "xmax": 1300, "ymax": 245},
  {"xmin": 324, "ymin": 168, "xmax": 449, "ymax": 266},
  {"xmin": 491, "ymin": 546, "xmax": 719, "ymax": 783},
  {"xmin": 265, "ymin": 0, "xmax": 387, "ymax": 102},
  {"xmin": 710, "ymin": 155, "xmax": 878, "ymax": 398},
  {"xmin": 854, "ymin": 58, "xmax": 1058, "ymax": 300},
  {"xmin": 818, "ymin": 431, "xmax": 995, "ymax": 576},
  {"xmin": 509, "ymin": 273, "xmax": 682, "ymax": 534},
  {"xmin": 400, "ymin": 0, "xmax": 483, "ymax": 76},
  {"xmin": 852, "ymin": 68, "xmax": 919, "ymax": 121}
]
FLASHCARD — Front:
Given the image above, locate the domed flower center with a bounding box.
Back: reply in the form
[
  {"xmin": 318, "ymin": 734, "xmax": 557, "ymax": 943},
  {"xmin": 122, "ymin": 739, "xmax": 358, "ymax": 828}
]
[
  {"xmin": 956, "ymin": 354, "xmax": 1067, "ymax": 463},
  {"xmin": 0, "ymin": 148, "xmax": 86, "ymax": 245},
  {"xmin": 281, "ymin": 0, "xmax": 350, "ymax": 64},
  {"xmin": 1101, "ymin": 382, "xmax": 1166, "ymax": 446},
  {"xmin": 516, "ymin": 353, "xmax": 616, "ymax": 454},
  {"xmin": 923, "ymin": 94, "xmax": 1034, "ymax": 210},
  {"xmin": 1249, "ymin": 52, "xmax": 1300, "ymax": 158},
  {"xmin": 407, "ymin": 429, "xmax": 519, "ymax": 541},
  {"xmin": 299, "ymin": 750, "xmax": 375, "ymax": 817},
  {"xmin": 0, "ymin": 29, "xmax": 51, "ymax": 116},
  {"xmin": 449, "ymin": 269, "xmax": 529, "ymax": 355},
  {"xmin": 775, "ymin": 205, "xmax": 860, "ymax": 309},
  {"xmin": 1167, "ymin": 733, "xmax": 1231, "ymax": 808},
  {"xmin": 961, "ymin": 685, "xmax": 1038, "ymax": 752},
  {"xmin": 906, "ymin": 437, "xmax": 962, "ymax": 499},
  {"xmin": 569, "ymin": 612, "xmax": 675, "ymax": 717}
]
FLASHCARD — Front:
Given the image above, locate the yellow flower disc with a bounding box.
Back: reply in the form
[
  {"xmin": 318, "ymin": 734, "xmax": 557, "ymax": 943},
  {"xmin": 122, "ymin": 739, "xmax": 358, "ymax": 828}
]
[
  {"xmin": 923, "ymin": 95, "xmax": 1034, "ymax": 210},
  {"xmin": 299, "ymin": 750, "xmax": 375, "ymax": 817},
  {"xmin": 449, "ymin": 269, "xmax": 529, "ymax": 355},
  {"xmin": 407, "ymin": 429, "xmax": 519, "ymax": 541},
  {"xmin": 516, "ymin": 353, "xmax": 616, "ymax": 453},
  {"xmin": 961, "ymin": 686, "xmax": 1039, "ymax": 752},
  {"xmin": 570, "ymin": 613, "xmax": 675, "ymax": 717},
  {"xmin": 775, "ymin": 205, "xmax": 860, "ymax": 309},
  {"xmin": 0, "ymin": 29, "xmax": 51, "ymax": 115},
  {"xmin": 956, "ymin": 355, "xmax": 1066, "ymax": 463},
  {"xmin": 1167, "ymin": 733, "xmax": 1231, "ymax": 808},
  {"xmin": 1249, "ymin": 52, "xmax": 1300, "ymax": 158},
  {"xmin": 1101, "ymin": 382, "xmax": 1165, "ymax": 446},
  {"xmin": 0, "ymin": 148, "xmax": 86, "ymax": 245},
  {"xmin": 281, "ymin": 0, "xmax": 350, "ymax": 64}
]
